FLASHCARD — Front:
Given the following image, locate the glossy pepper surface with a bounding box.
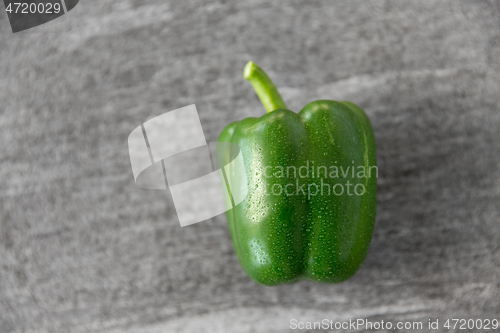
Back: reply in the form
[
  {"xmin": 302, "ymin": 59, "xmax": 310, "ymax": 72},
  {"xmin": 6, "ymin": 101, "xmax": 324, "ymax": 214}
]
[{"xmin": 218, "ymin": 61, "xmax": 377, "ymax": 286}]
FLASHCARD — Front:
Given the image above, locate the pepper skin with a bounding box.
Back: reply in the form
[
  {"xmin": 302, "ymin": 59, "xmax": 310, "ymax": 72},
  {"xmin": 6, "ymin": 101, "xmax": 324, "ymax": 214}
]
[{"xmin": 218, "ymin": 61, "xmax": 377, "ymax": 286}]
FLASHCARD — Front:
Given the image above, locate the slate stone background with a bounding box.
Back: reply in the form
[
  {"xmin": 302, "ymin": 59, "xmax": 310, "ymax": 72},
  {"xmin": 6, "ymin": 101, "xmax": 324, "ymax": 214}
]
[{"xmin": 1, "ymin": 1, "xmax": 499, "ymax": 332}]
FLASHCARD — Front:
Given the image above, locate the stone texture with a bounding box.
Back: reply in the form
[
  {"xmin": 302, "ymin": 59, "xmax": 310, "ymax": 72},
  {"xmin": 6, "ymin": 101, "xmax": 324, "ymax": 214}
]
[{"xmin": 0, "ymin": 0, "xmax": 499, "ymax": 332}]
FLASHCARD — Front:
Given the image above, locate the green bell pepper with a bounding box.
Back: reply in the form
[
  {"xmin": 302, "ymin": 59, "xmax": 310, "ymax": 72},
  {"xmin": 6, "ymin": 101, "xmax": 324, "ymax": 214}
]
[{"xmin": 218, "ymin": 61, "xmax": 377, "ymax": 286}]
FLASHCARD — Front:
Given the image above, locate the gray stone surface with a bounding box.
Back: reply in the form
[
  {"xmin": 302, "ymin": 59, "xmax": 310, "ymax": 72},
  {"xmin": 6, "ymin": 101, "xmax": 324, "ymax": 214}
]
[{"xmin": 1, "ymin": 1, "xmax": 499, "ymax": 332}]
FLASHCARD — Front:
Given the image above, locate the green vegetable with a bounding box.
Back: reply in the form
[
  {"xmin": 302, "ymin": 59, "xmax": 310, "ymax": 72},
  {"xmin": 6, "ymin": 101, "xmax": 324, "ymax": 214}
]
[{"xmin": 218, "ymin": 61, "xmax": 377, "ymax": 286}]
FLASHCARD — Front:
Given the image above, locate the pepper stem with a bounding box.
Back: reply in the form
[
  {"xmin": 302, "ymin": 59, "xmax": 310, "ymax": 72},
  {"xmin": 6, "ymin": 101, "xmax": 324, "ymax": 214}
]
[{"xmin": 244, "ymin": 61, "xmax": 288, "ymax": 113}]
